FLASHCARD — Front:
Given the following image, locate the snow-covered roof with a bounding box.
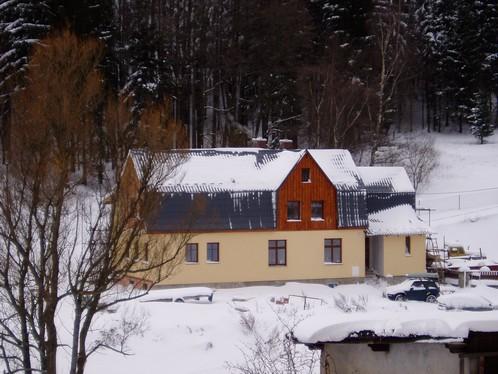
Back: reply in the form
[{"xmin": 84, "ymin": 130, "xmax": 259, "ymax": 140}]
[
  {"xmin": 358, "ymin": 166, "xmax": 414, "ymax": 193},
  {"xmin": 367, "ymin": 204, "xmax": 430, "ymax": 236},
  {"xmin": 129, "ymin": 148, "xmax": 365, "ymax": 193},
  {"xmin": 294, "ymin": 308, "xmax": 498, "ymax": 344},
  {"xmin": 309, "ymin": 149, "xmax": 363, "ymax": 190},
  {"xmin": 129, "ymin": 148, "xmax": 305, "ymax": 192}
]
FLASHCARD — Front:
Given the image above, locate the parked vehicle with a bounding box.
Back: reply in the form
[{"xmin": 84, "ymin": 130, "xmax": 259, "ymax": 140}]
[
  {"xmin": 384, "ymin": 279, "xmax": 440, "ymax": 302},
  {"xmin": 140, "ymin": 287, "xmax": 214, "ymax": 303}
]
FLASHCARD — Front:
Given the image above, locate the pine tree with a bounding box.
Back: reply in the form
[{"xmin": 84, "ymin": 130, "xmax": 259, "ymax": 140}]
[{"xmin": 467, "ymin": 92, "xmax": 494, "ymax": 144}]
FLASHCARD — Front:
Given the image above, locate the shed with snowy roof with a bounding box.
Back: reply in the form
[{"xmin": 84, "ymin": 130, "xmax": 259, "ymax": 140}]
[
  {"xmin": 294, "ymin": 309, "xmax": 498, "ymax": 374},
  {"xmin": 120, "ymin": 147, "xmax": 429, "ymax": 286}
]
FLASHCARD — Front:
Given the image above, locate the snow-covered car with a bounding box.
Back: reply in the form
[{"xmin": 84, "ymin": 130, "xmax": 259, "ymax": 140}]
[
  {"xmin": 437, "ymin": 292, "xmax": 493, "ymax": 311},
  {"xmin": 384, "ymin": 279, "xmax": 440, "ymax": 302},
  {"xmin": 140, "ymin": 287, "xmax": 214, "ymax": 303}
]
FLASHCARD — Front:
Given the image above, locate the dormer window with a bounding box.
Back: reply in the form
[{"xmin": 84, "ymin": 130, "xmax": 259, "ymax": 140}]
[{"xmin": 301, "ymin": 168, "xmax": 310, "ymax": 183}]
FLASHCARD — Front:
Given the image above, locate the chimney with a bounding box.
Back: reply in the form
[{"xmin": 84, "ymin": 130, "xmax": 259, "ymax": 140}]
[
  {"xmin": 250, "ymin": 137, "xmax": 268, "ymax": 148},
  {"xmin": 279, "ymin": 139, "xmax": 294, "ymax": 150}
]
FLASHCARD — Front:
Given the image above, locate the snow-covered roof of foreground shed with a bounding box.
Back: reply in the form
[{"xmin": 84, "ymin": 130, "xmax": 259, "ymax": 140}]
[
  {"xmin": 293, "ymin": 308, "xmax": 498, "ymax": 344},
  {"xmin": 129, "ymin": 148, "xmax": 306, "ymax": 193},
  {"xmin": 308, "ymin": 149, "xmax": 363, "ymax": 190},
  {"xmin": 367, "ymin": 204, "xmax": 430, "ymax": 236},
  {"xmin": 358, "ymin": 166, "xmax": 414, "ymax": 193}
]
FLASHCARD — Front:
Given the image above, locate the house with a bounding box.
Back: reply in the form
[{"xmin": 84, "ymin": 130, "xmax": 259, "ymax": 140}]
[
  {"xmin": 121, "ymin": 147, "xmax": 429, "ymax": 287},
  {"xmin": 294, "ymin": 311, "xmax": 498, "ymax": 374}
]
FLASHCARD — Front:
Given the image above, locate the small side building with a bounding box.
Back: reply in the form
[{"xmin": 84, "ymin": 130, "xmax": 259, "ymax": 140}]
[{"xmin": 294, "ymin": 311, "xmax": 498, "ymax": 374}]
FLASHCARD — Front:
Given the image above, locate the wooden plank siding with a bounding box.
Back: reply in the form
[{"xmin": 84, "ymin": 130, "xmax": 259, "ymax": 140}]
[{"xmin": 277, "ymin": 152, "xmax": 338, "ymax": 230}]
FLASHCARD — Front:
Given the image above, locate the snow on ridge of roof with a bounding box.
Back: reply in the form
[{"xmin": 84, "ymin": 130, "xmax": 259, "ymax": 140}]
[
  {"xmin": 308, "ymin": 149, "xmax": 363, "ymax": 190},
  {"xmin": 367, "ymin": 204, "xmax": 430, "ymax": 236},
  {"xmin": 294, "ymin": 309, "xmax": 498, "ymax": 344},
  {"xmin": 358, "ymin": 166, "xmax": 414, "ymax": 193},
  {"xmin": 129, "ymin": 148, "xmax": 306, "ymax": 193}
]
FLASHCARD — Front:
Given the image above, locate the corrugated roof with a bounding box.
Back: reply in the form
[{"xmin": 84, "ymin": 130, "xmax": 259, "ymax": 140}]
[
  {"xmin": 358, "ymin": 166, "xmax": 414, "ymax": 193},
  {"xmin": 130, "ymin": 148, "xmax": 305, "ymax": 193},
  {"xmin": 308, "ymin": 149, "xmax": 364, "ymax": 191},
  {"xmin": 146, "ymin": 191, "xmax": 276, "ymax": 232},
  {"xmin": 367, "ymin": 204, "xmax": 430, "ymax": 236}
]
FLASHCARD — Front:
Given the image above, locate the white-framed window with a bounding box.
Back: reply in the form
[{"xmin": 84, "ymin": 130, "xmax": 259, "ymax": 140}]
[
  {"xmin": 207, "ymin": 242, "xmax": 220, "ymax": 262},
  {"xmin": 311, "ymin": 201, "xmax": 324, "ymax": 220},
  {"xmin": 287, "ymin": 201, "xmax": 301, "ymax": 221},
  {"xmin": 324, "ymin": 239, "xmax": 342, "ymax": 263},
  {"xmin": 301, "ymin": 168, "xmax": 311, "ymax": 182},
  {"xmin": 185, "ymin": 243, "xmax": 198, "ymax": 263}
]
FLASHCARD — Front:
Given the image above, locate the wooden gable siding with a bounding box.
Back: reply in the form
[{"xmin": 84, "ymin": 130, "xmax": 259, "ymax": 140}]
[{"xmin": 277, "ymin": 152, "xmax": 337, "ymax": 230}]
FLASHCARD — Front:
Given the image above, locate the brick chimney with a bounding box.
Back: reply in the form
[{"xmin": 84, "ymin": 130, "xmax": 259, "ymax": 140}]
[
  {"xmin": 279, "ymin": 139, "xmax": 294, "ymax": 149},
  {"xmin": 250, "ymin": 138, "xmax": 268, "ymax": 148}
]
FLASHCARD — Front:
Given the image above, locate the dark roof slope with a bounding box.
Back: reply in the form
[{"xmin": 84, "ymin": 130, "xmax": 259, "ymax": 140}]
[{"xmin": 146, "ymin": 191, "xmax": 275, "ymax": 232}]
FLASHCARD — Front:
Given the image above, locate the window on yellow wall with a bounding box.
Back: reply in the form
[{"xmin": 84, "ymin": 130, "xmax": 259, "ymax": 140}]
[
  {"xmin": 405, "ymin": 236, "xmax": 411, "ymax": 255},
  {"xmin": 269, "ymin": 240, "xmax": 286, "ymax": 266},
  {"xmin": 207, "ymin": 242, "xmax": 220, "ymax": 262},
  {"xmin": 324, "ymin": 239, "xmax": 342, "ymax": 263},
  {"xmin": 185, "ymin": 243, "xmax": 198, "ymax": 263}
]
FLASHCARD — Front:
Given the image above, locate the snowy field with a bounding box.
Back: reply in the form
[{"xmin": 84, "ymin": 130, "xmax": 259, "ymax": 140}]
[
  {"xmin": 80, "ymin": 281, "xmax": 498, "ymax": 374},
  {"xmin": 418, "ymin": 132, "xmax": 498, "ymax": 259},
  {"xmin": 74, "ymin": 132, "xmax": 498, "ymax": 373}
]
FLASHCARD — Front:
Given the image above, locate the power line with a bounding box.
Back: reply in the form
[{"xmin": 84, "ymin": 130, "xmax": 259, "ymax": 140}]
[{"xmin": 418, "ymin": 186, "xmax": 498, "ymax": 195}]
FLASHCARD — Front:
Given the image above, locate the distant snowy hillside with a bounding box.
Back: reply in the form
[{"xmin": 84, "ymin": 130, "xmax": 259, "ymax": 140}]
[{"xmin": 417, "ymin": 133, "xmax": 498, "ymax": 259}]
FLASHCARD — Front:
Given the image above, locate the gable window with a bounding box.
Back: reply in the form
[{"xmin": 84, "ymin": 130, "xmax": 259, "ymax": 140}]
[
  {"xmin": 324, "ymin": 239, "xmax": 342, "ymax": 263},
  {"xmin": 269, "ymin": 240, "xmax": 286, "ymax": 266},
  {"xmin": 301, "ymin": 168, "xmax": 311, "ymax": 183},
  {"xmin": 405, "ymin": 236, "xmax": 411, "ymax": 256},
  {"xmin": 287, "ymin": 201, "xmax": 301, "ymax": 221},
  {"xmin": 207, "ymin": 243, "xmax": 220, "ymax": 262},
  {"xmin": 185, "ymin": 243, "xmax": 198, "ymax": 263},
  {"xmin": 311, "ymin": 201, "xmax": 324, "ymax": 220}
]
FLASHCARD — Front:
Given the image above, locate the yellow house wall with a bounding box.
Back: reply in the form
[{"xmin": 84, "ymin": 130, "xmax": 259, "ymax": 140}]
[
  {"xmin": 382, "ymin": 235, "xmax": 426, "ymax": 276},
  {"xmin": 151, "ymin": 229, "xmax": 366, "ymax": 285}
]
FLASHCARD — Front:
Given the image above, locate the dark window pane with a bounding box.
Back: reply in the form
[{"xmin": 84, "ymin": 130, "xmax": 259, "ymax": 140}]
[
  {"xmin": 277, "ymin": 248, "xmax": 286, "ymax": 264},
  {"xmin": 332, "ymin": 247, "xmax": 341, "ymax": 263},
  {"xmin": 301, "ymin": 168, "xmax": 310, "ymax": 182},
  {"xmin": 186, "ymin": 243, "xmax": 198, "ymax": 263},
  {"xmin": 311, "ymin": 201, "xmax": 324, "ymax": 219},
  {"xmin": 269, "ymin": 249, "xmax": 277, "ymax": 265},
  {"xmin": 287, "ymin": 201, "xmax": 301, "ymax": 220},
  {"xmin": 324, "ymin": 247, "xmax": 332, "ymax": 263},
  {"xmin": 269, "ymin": 240, "xmax": 286, "ymax": 266},
  {"xmin": 325, "ymin": 238, "xmax": 342, "ymax": 263},
  {"xmin": 207, "ymin": 243, "xmax": 219, "ymax": 262},
  {"xmin": 405, "ymin": 236, "xmax": 411, "ymax": 255}
]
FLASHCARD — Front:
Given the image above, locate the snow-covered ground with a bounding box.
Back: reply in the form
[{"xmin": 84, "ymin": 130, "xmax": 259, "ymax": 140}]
[
  {"xmin": 82, "ymin": 280, "xmax": 498, "ymax": 374},
  {"xmin": 75, "ymin": 132, "xmax": 498, "ymax": 373},
  {"xmin": 417, "ymin": 132, "xmax": 498, "ymax": 259}
]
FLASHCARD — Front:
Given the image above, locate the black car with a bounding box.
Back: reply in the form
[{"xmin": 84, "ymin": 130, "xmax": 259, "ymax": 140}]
[{"xmin": 384, "ymin": 279, "xmax": 440, "ymax": 302}]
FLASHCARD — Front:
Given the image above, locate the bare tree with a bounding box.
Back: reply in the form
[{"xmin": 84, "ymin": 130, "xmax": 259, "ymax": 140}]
[
  {"xmin": 0, "ymin": 30, "xmax": 192, "ymax": 374},
  {"xmin": 398, "ymin": 135, "xmax": 439, "ymax": 191},
  {"xmin": 227, "ymin": 309, "xmax": 319, "ymax": 374},
  {"xmin": 373, "ymin": 134, "xmax": 439, "ymax": 191},
  {"xmin": 368, "ymin": 1, "xmax": 408, "ymax": 165},
  {"xmin": 300, "ymin": 46, "xmax": 372, "ymax": 150}
]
